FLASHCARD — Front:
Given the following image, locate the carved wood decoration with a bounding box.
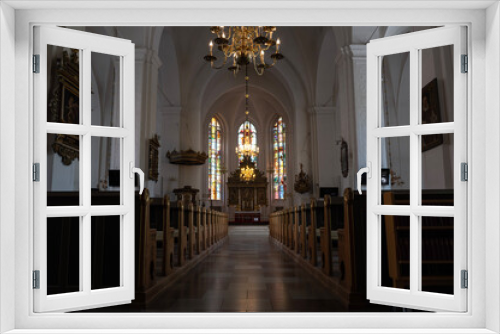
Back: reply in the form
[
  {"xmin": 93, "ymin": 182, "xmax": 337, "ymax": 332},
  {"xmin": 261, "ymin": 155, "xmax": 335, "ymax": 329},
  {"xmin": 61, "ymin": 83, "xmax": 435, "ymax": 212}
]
[
  {"xmin": 227, "ymin": 165, "xmax": 268, "ymax": 211},
  {"xmin": 49, "ymin": 50, "xmax": 80, "ymax": 165},
  {"xmin": 294, "ymin": 163, "xmax": 311, "ymax": 194},
  {"xmin": 340, "ymin": 139, "xmax": 349, "ymax": 178},
  {"xmin": 149, "ymin": 134, "xmax": 160, "ymax": 182},
  {"xmin": 166, "ymin": 149, "xmax": 208, "ymax": 165}
]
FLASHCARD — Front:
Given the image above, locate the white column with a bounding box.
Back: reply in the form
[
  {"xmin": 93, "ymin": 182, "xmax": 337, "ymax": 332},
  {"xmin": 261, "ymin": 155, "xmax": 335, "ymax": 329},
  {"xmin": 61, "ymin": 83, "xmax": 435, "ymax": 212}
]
[
  {"xmin": 134, "ymin": 47, "xmax": 162, "ymax": 186},
  {"xmin": 157, "ymin": 106, "xmax": 181, "ymax": 197},
  {"xmin": 309, "ymin": 107, "xmax": 337, "ymax": 198},
  {"xmin": 178, "ymin": 107, "xmax": 202, "ymax": 191},
  {"xmin": 336, "ymin": 44, "xmax": 367, "ymax": 191}
]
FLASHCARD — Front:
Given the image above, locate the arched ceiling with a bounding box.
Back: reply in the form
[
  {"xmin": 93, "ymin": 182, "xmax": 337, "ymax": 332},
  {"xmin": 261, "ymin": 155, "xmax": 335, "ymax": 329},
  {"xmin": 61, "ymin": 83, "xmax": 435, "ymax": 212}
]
[{"xmin": 163, "ymin": 26, "xmax": 332, "ymax": 121}]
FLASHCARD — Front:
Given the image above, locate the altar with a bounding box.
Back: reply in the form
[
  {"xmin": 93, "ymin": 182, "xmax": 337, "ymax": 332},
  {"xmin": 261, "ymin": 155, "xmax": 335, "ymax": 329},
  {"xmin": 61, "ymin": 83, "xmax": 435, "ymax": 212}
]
[
  {"xmin": 226, "ymin": 163, "xmax": 268, "ymax": 211},
  {"xmin": 234, "ymin": 211, "xmax": 261, "ymax": 224}
]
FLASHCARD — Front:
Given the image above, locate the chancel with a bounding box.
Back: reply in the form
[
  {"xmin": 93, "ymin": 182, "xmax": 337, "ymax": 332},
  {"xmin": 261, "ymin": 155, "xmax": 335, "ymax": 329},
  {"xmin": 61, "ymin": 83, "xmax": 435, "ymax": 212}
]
[{"xmin": 40, "ymin": 25, "xmax": 459, "ymax": 313}]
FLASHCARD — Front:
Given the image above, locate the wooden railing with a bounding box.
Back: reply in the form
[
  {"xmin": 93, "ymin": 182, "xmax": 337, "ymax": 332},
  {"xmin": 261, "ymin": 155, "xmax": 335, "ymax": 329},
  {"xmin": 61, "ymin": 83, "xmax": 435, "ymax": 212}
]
[
  {"xmin": 270, "ymin": 189, "xmax": 370, "ymax": 309},
  {"xmin": 46, "ymin": 189, "xmax": 229, "ymax": 305},
  {"xmin": 270, "ymin": 188, "xmax": 455, "ymax": 308}
]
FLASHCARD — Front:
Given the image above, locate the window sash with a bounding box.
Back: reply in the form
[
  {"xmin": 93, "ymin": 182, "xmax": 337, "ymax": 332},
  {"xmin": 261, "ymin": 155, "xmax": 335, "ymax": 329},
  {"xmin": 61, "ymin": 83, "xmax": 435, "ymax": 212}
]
[
  {"xmin": 366, "ymin": 26, "xmax": 467, "ymax": 312},
  {"xmin": 33, "ymin": 26, "xmax": 136, "ymax": 312}
]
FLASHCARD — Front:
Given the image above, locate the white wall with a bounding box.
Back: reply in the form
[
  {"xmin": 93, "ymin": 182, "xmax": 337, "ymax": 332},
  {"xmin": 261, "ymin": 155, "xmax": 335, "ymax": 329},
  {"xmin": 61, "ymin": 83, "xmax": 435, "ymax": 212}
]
[{"xmin": 0, "ymin": 2, "xmax": 16, "ymax": 332}]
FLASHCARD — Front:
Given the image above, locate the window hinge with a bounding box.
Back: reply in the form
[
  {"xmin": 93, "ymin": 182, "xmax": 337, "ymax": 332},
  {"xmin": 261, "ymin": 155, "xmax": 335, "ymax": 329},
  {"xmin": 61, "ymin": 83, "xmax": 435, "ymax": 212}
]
[
  {"xmin": 33, "ymin": 270, "xmax": 40, "ymax": 289},
  {"xmin": 461, "ymin": 162, "xmax": 468, "ymax": 181},
  {"xmin": 461, "ymin": 270, "xmax": 468, "ymax": 289},
  {"xmin": 33, "ymin": 54, "xmax": 40, "ymax": 73},
  {"xmin": 33, "ymin": 163, "xmax": 40, "ymax": 182},
  {"xmin": 461, "ymin": 54, "xmax": 468, "ymax": 73}
]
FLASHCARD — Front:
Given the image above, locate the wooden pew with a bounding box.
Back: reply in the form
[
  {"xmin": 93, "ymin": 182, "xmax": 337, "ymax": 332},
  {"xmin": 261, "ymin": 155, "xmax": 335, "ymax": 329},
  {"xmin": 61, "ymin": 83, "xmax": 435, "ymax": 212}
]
[
  {"xmin": 320, "ymin": 195, "xmax": 344, "ymax": 276},
  {"xmin": 188, "ymin": 203, "xmax": 195, "ymax": 259},
  {"xmin": 307, "ymin": 199, "xmax": 318, "ymax": 266},
  {"xmin": 337, "ymin": 188, "xmax": 366, "ymax": 300},
  {"xmin": 195, "ymin": 206, "xmax": 202, "ymax": 254},
  {"xmin": 382, "ymin": 190, "xmax": 454, "ymax": 292},
  {"xmin": 135, "ymin": 188, "xmax": 157, "ymax": 290},
  {"xmin": 201, "ymin": 207, "xmax": 207, "ymax": 251},
  {"xmin": 300, "ymin": 203, "xmax": 307, "ymax": 258},
  {"xmin": 288, "ymin": 208, "xmax": 295, "ymax": 250},
  {"xmin": 294, "ymin": 206, "xmax": 300, "ymax": 254},
  {"xmin": 162, "ymin": 195, "xmax": 175, "ymax": 276},
  {"xmin": 207, "ymin": 209, "xmax": 212, "ymax": 247},
  {"xmin": 172, "ymin": 200, "xmax": 187, "ymax": 267}
]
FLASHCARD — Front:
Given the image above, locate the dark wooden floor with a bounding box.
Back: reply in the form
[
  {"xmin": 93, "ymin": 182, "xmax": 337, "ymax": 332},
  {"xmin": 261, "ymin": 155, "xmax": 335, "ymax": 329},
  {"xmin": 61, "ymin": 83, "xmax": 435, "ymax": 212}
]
[
  {"xmin": 148, "ymin": 226, "xmax": 346, "ymax": 312},
  {"xmin": 89, "ymin": 226, "xmax": 395, "ymax": 313}
]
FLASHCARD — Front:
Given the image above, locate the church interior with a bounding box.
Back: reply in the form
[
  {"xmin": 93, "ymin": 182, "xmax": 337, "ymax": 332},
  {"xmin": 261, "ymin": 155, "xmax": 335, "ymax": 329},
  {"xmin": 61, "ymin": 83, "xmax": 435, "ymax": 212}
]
[{"xmin": 46, "ymin": 26, "xmax": 455, "ymax": 312}]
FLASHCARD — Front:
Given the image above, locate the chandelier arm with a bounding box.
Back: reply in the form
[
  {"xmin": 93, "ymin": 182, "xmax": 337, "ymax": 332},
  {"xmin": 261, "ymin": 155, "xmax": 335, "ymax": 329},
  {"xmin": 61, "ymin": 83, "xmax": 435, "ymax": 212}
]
[
  {"xmin": 265, "ymin": 56, "xmax": 278, "ymax": 69},
  {"xmin": 210, "ymin": 54, "xmax": 229, "ymax": 70},
  {"xmin": 253, "ymin": 60, "xmax": 265, "ymax": 76},
  {"xmin": 261, "ymin": 44, "xmax": 273, "ymax": 52}
]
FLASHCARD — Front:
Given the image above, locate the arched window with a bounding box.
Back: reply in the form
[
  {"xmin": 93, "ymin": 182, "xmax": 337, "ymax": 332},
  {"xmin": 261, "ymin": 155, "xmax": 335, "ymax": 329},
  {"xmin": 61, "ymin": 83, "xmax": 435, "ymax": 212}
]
[
  {"xmin": 208, "ymin": 117, "xmax": 222, "ymax": 200},
  {"xmin": 237, "ymin": 120, "xmax": 258, "ymax": 165},
  {"xmin": 272, "ymin": 116, "xmax": 287, "ymax": 200}
]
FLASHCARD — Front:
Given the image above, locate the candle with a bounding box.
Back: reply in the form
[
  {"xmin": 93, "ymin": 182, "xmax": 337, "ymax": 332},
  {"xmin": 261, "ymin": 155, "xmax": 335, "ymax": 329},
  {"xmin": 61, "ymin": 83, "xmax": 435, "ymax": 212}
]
[
  {"xmin": 276, "ymin": 38, "xmax": 281, "ymax": 52},
  {"xmin": 209, "ymin": 40, "xmax": 213, "ymax": 53},
  {"xmin": 260, "ymin": 50, "xmax": 265, "ymax": 63}
]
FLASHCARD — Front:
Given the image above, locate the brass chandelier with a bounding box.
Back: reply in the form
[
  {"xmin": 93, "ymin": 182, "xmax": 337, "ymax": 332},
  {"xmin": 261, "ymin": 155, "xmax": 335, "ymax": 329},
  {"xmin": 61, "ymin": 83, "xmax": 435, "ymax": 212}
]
[{"xmin": 204, "ymin": 26, "xmax": 284, "ymax": 76}]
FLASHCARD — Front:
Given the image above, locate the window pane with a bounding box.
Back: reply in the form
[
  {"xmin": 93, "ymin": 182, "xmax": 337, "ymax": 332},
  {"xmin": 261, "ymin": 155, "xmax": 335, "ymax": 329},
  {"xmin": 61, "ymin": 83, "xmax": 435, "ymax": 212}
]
[
  {"xmin": 91, "ymin": 216, "xmax": 121, "ymax": 290},
  {"xmin": 47, "ymin": 133, "xmax": 80, "ymax": 206},
  {"xmin": 380, "ymin": 52, "xmax": 410, "ymax": 127},
  {"xmin": 381, "ymin": 215, "xmax": 410, "ymax": 290},
  {"xmin": 421, "ymin": 216, "xmax": 454, "ymax": 294},
  {"xmin": 421, "ymin": 45, "xmax": 454, "ymax": 124},
  {"xmin": 208, "ymin": 117, "xmax": 222, "ymax": 200},
  {"xmin": 380, "ymin": 136, "xmax": 410, "ymax": 202},
  {"xmin": 47, "ymin": 217, "xmax": 80, "ymax": 295},
  {"xmin": 91, "ymin": 137, "xmax": 121, "ymax": 206},
  {"xmin": 237, "ymin": 121, "xmax": 258, "ymax": 165},
  {"xmin": 273, "ymin": 117, "xmax": 287, "ymax": 200},
  {"xmin": 91, "ymin": 52, "xmax": 121, "ymax": 127},
  {"xmin": 421, "ymin": 133, "xmax": 454, "ymax": 206},
  {"xmin": 47, "ymin": 45, "xmax": 80, "ymax": 124}
]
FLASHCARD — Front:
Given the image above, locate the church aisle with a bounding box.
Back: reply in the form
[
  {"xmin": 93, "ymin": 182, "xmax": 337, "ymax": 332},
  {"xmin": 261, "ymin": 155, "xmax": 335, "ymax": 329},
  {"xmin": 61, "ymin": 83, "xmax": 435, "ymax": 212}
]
[{"xmin": 143, "ymin": 225, "xmax": 345, "ymax": 312}]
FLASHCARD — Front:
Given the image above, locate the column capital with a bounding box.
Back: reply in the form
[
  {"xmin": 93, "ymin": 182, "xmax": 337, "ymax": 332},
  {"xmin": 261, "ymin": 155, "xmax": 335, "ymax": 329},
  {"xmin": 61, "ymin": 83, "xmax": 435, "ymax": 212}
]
[
  {"xmin": 308, "ymin": 106, "xmax": 336, "ymax": 115},
  {"xmin": 158, "ymin": 106, "xmax": 182, "ymax": 115},
  {"xmin": 135, "ymin": 47, "xmax": 162, "ymax": 68},
  {"xmin": 336, "ymin": 44, "xmax": 367, "ymax": 64}
]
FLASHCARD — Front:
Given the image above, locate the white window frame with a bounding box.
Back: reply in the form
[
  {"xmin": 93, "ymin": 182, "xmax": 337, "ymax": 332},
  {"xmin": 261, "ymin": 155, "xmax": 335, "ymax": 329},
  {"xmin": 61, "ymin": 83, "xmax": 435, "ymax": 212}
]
[
  {"xmin": 33, "ymin": 25, "xmax": 136, "ymax": 312},
  {"xmin": 365, "ymin": 26, "xmax": 467, "ymax": 312},
  {"xmin": 1, "ymin": 2, "xmax": 498, "ymax": 333}
]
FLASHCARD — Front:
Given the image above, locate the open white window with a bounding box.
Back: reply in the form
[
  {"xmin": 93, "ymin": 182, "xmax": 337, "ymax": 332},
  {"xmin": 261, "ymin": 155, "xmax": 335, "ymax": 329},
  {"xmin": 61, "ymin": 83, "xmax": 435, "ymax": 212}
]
[
  {"xmin": 363, "ymin": 26, "xmax": 467, "ymax": 312},
  {"xmin": 33, "ymin": 26, "xmax": 140, "ymax": 312}
]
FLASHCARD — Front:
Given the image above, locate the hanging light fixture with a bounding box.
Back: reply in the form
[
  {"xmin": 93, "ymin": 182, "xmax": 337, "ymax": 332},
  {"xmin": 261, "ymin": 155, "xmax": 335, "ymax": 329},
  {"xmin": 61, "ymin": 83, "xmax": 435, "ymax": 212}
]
[
  {"xmin": 204, "ymin": 26, "xmax": 284, "ymax": 76},
  {"xmin": 236, "ymin": 65, "xmax": 259, "ymax": 182},
  {"xmin": 235, "ymin": 66, "xmax": 259, "ymax": 159}
]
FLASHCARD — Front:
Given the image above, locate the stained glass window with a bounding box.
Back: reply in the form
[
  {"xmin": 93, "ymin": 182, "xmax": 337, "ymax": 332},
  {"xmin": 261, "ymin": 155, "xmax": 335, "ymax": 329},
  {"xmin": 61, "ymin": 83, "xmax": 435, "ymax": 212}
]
[
  {"xmin": 208, "ymin": 117, "xmax": 222, "ymax": 200},
  {"xmin": 273, "ymin": 116, "xmax": 287, "ymax": 200},
  {"xmin": 237, "ymin": 121, "xmax": 258, "ymax": 165}
]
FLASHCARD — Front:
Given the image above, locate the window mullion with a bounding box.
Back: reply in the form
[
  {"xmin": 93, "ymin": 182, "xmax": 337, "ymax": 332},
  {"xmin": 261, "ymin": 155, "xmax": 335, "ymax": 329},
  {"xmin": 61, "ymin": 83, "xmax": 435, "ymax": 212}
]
[
  {"xmin": 82, "ymin": 49, "xmax": 92, "ymax": 294},
  {"xmin": 409, "ymin": 47, "xmax": 420, "ymax": 294}
]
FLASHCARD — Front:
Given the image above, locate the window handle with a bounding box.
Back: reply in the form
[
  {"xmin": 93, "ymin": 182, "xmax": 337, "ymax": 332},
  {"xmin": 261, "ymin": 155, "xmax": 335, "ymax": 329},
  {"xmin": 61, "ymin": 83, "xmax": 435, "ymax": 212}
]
[
  {"xmin": 357, "ymin": 162, "xmax": 371, "ymax": 195},
  {"xmin": 129, "ymin": 162, "xmax": 145, "ymax": 195}
]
